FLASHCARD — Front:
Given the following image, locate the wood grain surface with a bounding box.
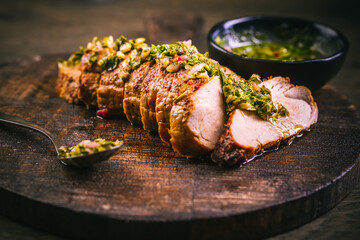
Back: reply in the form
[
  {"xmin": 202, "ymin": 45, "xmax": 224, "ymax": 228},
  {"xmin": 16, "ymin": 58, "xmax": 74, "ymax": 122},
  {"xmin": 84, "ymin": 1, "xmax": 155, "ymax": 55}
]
[{"xmin": 0, "ymin": 55, "xmax": 359, "ymax": 240}]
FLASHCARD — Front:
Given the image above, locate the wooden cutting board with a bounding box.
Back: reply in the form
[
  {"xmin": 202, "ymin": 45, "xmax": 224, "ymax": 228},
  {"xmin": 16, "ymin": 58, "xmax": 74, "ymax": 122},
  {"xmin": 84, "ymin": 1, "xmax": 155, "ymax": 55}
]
[{"xmin": 0, "ymin": 55, "xmax": 359, "ymax": 240}]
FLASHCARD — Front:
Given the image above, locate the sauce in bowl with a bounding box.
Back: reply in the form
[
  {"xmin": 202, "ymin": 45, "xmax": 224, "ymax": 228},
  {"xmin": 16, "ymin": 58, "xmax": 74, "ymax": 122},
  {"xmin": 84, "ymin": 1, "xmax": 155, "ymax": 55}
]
[
  {"xmin": 214, "ymin": 22, "xmax": 328, "ymax": 62},
  {"xmin": 208, "ymin": 16, "xmax": 349, "ymax": 90},
  {"xmin": 227, "ymin": 42, "xmax": 325, "ymax": 62}
]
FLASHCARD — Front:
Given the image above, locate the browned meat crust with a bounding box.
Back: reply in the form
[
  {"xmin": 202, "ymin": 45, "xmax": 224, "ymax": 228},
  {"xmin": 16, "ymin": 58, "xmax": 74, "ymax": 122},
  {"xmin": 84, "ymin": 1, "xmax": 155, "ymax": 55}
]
[
  {"xmin": 56, "ymin": 65, "xmax": 82, "ymax": 104},
  {"xmin": 96, "ymin": 50, "xmax": 136, "ymax": 115},
  {"xmin": 156, "ymin": 69, "xmax": 189, "ymax": 144},
  {"xmin": 96, "ymin": 67, "xmax": 126, "ymax": 115},
  {"xmin": 140, "ymin": 63, "xmax": 167, "ymax": 131},
  {"xmin": 78, "ymin": 72, "xmax": 101, "ymax": 108},
  {"xmin": 210, "ymin": 117, "xmax": 248, "ymax": 167},
  {"xmin": 123, "ymin": 61, "xmax": 153, "ymax": 125}
]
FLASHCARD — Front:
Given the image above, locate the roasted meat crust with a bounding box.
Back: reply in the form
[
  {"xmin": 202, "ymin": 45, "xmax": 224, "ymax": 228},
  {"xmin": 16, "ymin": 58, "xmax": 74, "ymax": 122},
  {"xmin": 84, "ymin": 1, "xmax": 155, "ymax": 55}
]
[
  {"xmin": 96, "ymin": 67, "xmax": 126, "ymax": 115},
  {"xmin": 96, "ymin": 50, "xmax": 138, "ymax": 115},
  {"xmin": 56, "ymin": 65, "xmax": 82, "ymax": 104},
  {"xmin": 156, "ymin": 69, "xmax": 189, "ymax": 144},
  {"xmin": 123, "ymin": 61, "xmax": 153, "ymax": 125},
  {"xmin": 78, "ymin": 72, "xmax": 101, "ymax": 108},
  {"xmin": 140, "ymin": 63, "xmax": 167, "ymax": 131},
  {"xmin": 210, "ymin": 120, "xmax": 247, "ymax": 167}
]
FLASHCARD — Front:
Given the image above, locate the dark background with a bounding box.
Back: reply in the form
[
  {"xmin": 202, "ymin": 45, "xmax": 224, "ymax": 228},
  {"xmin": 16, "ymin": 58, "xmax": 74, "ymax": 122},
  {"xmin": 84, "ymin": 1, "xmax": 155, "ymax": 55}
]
[{"xmin": 0, "ymin": 0, "xmax": 359, "ymax": 239}]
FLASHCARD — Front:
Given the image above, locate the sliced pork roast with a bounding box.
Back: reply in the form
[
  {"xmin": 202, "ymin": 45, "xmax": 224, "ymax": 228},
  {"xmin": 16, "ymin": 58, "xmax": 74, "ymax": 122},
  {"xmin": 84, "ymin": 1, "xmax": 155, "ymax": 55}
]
[
  {"xmin": 211, "ymin": 76, "xmax": 318, "ymax": 167},
  {"xmin": 56, "ymin": 36, "xmax": 147, "ymax": 114},
  {"xmin": 96, "ymin": 49, "xmax": 138, "ymax": 116},
  {"xmin": 56, "ymin": 64, "xmax": 82, "ymax": 104},
  {"xmin": 56, "ymin": 36, "xmax": 318, "ymax": 162},
  {"xmin": 166, "ymin": 65, "xmax": 238, "ymax": 156},
  {"xmin": 56, "ymin": 36, "xmax": 121, "ymax": 108},
  {"xmin": 78, "ymin": 72, "xmax": 101, "ymax": 108},
  {"xmin": 139, "ymin": 62, "xmax": 167, "ymax": 131},
  {"xmin": 123, "ymin": 61, "xmax": 152, "ymax": 125},
  {"xmin": 77, "ymin": 44, "xmax": 114, "ymax": 108},
  {"xmin": 169, "ymin": 75, "xmax": 226, "ymax": 157},
  {"xmin": 156, "ymin": 69, "xmax": 190, "ymax": 144}
]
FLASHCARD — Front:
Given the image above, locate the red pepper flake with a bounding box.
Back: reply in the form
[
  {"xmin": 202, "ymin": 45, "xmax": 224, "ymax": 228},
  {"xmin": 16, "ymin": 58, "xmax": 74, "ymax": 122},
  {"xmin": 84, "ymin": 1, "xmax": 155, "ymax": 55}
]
[
  {"xmin": 83, "ymin": 141, "xmax": 101, "ymax": 148},
  {"xmin": 81, "ymin": 53, "xmax": 91, "ymax": 65},
  {"xmin": 96, "ymin": 109, "xmax": 111, "ymax": 118},
  {"xmin": 178, "ymin": 55, "xmax": 188, "ymax": 61},
  {"xmin": 225, "ymin": 47, "xmax": 232, "ymax": 53}
]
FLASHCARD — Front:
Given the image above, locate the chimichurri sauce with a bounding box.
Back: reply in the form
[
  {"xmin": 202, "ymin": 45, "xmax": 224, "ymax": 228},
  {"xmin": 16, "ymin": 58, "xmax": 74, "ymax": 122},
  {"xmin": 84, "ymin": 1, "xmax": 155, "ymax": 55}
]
[
  {"xmin": 229, "ymin": 43, "xmax": 325, "ymax": 62},
  {"xmin": 58, "ymin": 138, "xmax": 123, "ymax": 158}
]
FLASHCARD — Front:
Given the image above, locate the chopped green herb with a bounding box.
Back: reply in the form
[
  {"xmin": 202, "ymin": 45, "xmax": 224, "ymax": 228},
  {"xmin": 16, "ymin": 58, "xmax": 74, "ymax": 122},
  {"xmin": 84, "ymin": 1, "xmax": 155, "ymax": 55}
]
[
  {"xmin": 58, "ymin": 138, "xmax": 123, "ymax": 158},
  {"xmin": 58, "ymin": 35, "xmax": 148, "ymax": 69},
  {"xmin": 222, "ymin": 75, "xmax": 289, "ymax": 122},
  {"xmin": 87, "ymin": 52, "xmax": 98, "ymax": 67},
  {"xmin": 99, "ymin": 54, "xmax": 120, "ymax": 72},
  {"xmin": 147, "ymin": 40, "xmax": 194, "ymax": 61}
]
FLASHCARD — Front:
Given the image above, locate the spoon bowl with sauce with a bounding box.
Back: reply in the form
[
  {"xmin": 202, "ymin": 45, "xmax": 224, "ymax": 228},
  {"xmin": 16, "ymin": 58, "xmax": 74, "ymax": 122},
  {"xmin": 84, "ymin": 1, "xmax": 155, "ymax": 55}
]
[
  {"xmin": 207, "ymin": 16, "xmax": 349, "ymax": 90},
  {"xmin": 0, "ymin": 111, "xmax": 123, "ymax": 168}
]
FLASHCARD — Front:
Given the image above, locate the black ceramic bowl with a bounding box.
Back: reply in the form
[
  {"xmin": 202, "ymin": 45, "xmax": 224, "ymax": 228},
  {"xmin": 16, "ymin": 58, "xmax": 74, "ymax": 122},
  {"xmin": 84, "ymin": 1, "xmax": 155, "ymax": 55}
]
[{"xmin": 207, "ymin": 16, "xmax": 349, "ymax": 90}]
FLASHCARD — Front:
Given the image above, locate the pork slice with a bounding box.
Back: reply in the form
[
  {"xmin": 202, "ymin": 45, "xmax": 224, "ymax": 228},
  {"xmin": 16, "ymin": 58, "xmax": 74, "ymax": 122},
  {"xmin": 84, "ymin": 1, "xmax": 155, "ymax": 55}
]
[
  {"xmin": 96, "ymin": 50, "xmax": 136, "ymax": 116},
  {"xmin": 123, "ymin": 61, "xmax": 152, "ymax": 125},
  {"xmin": 169, "ymin": 76, "xmax": 226, "ymax": 157},
  {"xmin": 78, "ymin": 72, "xmax": 101, "ymax": 108},
  {"xmin": 156, "ymin": 69, "xmax": 189, "ymax": 144},
  {"xmin": 57, "ymin": 47, "xmax": 114, "ymax": 107},
  {"xmin": 263, "ymin": 77, "xmax": 318, "ymax": 131},
  {"xmin": 96, "ymin": 67, "xmax": 125, "ymax": 115},
  {"xmin": 139, "ymin": 62, "xmax": 167, "ymax": 131},
  {"xmin": 211, "ymin": 76, "xmax": 318, "ymax": 167},
  {"xmin": 56, "ymin": 64, "xmax": 82, "ymax": 104}
]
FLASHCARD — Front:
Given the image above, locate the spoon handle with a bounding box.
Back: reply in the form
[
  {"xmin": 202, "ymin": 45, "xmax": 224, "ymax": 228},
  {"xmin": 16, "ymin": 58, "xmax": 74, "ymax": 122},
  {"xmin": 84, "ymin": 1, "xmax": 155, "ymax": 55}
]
[{"xmin": 0, "ymin": 111, "xmax": 59, "ymax": 154}]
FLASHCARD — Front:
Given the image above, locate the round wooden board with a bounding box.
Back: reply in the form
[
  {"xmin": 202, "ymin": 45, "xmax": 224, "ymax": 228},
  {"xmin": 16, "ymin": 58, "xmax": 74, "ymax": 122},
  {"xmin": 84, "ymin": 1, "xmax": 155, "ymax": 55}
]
[{"xmin": 0, "ymin": 55, "xmax": 359, "ymax": 240}]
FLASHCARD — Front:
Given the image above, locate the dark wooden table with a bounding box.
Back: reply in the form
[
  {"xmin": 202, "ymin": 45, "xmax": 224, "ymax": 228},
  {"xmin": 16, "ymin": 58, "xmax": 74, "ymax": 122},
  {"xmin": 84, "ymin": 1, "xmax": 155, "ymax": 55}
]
[{"xmin": 0, "ymin": 0, "xmax": 359, "ymax": 239}]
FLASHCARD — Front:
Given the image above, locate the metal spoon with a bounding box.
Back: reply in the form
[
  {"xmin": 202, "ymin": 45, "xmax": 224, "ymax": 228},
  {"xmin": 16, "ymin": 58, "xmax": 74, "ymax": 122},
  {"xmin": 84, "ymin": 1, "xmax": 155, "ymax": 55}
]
[{"xmin": 0, "ymin": 111, "xmax": 122, "ymax": 168}]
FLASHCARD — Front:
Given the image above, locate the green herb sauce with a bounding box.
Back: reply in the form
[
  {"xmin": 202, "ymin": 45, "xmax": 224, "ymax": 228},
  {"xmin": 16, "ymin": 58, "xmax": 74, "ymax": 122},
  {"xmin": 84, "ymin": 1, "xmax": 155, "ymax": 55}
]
[
  {"xmin": 58, "ymin": 36, "xmax": 148, "ymax": 70},
  {"xmin": 215, "ymin": 26, "xmax": 325, "ymax": 62},
  {"xmin": 145, "ymin": 40, "xmax": 221, "ymax": 78},
  {"xmin": 58, "ymin": 138, "xmax": 123, "ymax": 158},
  {"xmin": 222, "ymin": 75, "xmax": 289, "ymax": 122},
  {"xmin": 230, "ymin": 42, "xmax": 325, "ymax": 62},
  {"xmin": 98, "ymin": 54, "xmax": 120, "ymax": 72}
]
